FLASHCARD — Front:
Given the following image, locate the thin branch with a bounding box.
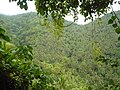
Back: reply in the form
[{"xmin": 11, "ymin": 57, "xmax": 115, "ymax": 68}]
[{"xmin": 110, "ymin": 4, "xmax": 120, "ymax": 24}]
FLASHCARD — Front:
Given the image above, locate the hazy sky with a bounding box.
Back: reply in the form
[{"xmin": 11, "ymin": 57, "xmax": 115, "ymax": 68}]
[
  {"xmin": 0, "ymin": 0, "xmax": 36, "ymax": 15},
  {"xmin": 0, "ymin": 0, "xmax": 120, "ymax": 24}
]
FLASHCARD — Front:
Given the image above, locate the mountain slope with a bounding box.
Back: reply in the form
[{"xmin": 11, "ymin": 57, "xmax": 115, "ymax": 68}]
[{"xmin": 0, "ymin": 12, "xmax": 120, "ymax": 90}]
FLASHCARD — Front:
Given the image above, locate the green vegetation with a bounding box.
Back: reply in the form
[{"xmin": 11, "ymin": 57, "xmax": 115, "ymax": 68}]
[
  {"xmin": 9, "ymin": 0, "xmax": 114, "ymax": 20},
  {"xmin": 0, "ymin": 11, "xmax": 120, "ymax": 89},
  {"xmin": 0, "ymin": 20, "xmax": 53, "ymax": 89},
  {"xmin": 10, "ymin": 0, "xmax": 120, "ymax": 34},
  {"xmin": 0, "ymin": 0, "xmax": 119, "ymax": 89}
]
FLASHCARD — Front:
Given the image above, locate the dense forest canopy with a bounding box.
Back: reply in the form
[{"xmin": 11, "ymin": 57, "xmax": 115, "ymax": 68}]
[
  {"xmin": 0, "ymin": 0, "xmax": 120, "ymax": 90},
  {"xmin": 0, "ymin": 11, "xmax": 120, "ymax": 89}
]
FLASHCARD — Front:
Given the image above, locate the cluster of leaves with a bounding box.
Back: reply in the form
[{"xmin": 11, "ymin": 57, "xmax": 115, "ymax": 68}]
[
  {"xmin": 9, "ymin": 0, "xmax": 116, "ymax": 26},
  {"xmin": 79, "ymin": 0, "xmax": 113, "ymax": 20},
  {"xmin": 0, "ymin": 27, "xmax": 53, "ymax": 90},
  {"xmin": 0, "ymin": 27, "xmax": 10, "ymax": 42},
  {"xmin": 108, "ymin": 13, "xmax": 120, "ymax": 40},
  {"xmin": 9, "ymin": 0, "xmax": 32, "ymax": 10},
  {"xmin": 10, "ymin": 0, "xmax": 113, "ymax": 19},
  {"xmin": 94, "ymin": 55, "xmax": 120, "ymax": 90},
  {"xmin": 96, "ymin": 55, "xmax": 119, "ymax": 67}
]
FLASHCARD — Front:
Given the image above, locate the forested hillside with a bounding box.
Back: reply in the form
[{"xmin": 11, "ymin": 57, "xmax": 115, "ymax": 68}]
[{"xmin": 0, "ymin": 11, "xmax": 120, "ymax": 90}]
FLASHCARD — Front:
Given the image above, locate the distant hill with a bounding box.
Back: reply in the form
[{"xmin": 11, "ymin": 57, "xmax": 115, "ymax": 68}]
[{"xmin": 0, "ymin": 11, "xmax": 120, "ymax": 61}]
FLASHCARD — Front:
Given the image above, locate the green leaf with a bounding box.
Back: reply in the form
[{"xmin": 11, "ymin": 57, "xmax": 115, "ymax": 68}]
[
  {"xmin": 111, "ymin": 16, "xmax": 116, "ymax": 21},
  {"xmin": 112, "ymin": 23, "xmax": 118, "ymax": 28},
  {"xmin": 20, "ymin": 3, "xmax": 24, "ymax": 9},
  {"xmin": 0, "ymin": 34, "xmax": 10, "ymax": 41},
  {"xmin": 0, "ymin": 27, "xmax": 5, "ymax": 34},
  {"xmin": 24, "ymin": 4, "xmax": 28, "ymax": 10},
  {"xmin": 108, "ymin": 19, "xmax": 113, "ymax": 24},
  {"xmin": 0, "ymin": 48, "xmax": 4, "ymax": 52},
  {"xmin": 118, "ymin": 36, "xmax": 120, "ymax": 40},
  {"xmin": 88, "ymin": 86, "xmax": 93, "ymax": 90},
  {"xmin": 0, "ymin": 34, "xmax": 4, "ymax": 39},
  {"xmin": 115, "ymin": 27, "xmax": 120, "ymax": 34},
  {"xmin": 3, "ymin": 35, "xmax": 10, "ymax": 42},
  {"xmin": 27, "ymin": 45, "xmax": 33, "ymax": 51},
  {"xmin": 17, "ymin": 1, "xmax": 20, "ymax": 5}
]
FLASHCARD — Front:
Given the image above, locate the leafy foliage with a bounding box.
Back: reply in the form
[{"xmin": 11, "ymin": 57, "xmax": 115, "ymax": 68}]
[
  {"xmin": 10, "ymin": 0, "xmax": 113, "ymax": 20},
  {"xmin": 0, "ymin": 27, "xmax": 53, "ymax": 90},
  {"xmin": 1, "ymin": 0, "xmax": 120, "ymax": 89}
]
